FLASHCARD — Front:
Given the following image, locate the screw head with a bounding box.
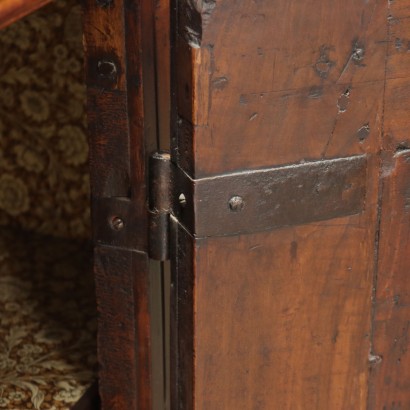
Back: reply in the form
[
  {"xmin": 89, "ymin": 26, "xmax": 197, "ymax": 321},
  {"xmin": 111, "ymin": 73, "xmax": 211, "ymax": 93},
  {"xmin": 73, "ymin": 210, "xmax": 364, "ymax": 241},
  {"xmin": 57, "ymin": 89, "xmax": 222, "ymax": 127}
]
[
  {"xmin": 110, "ymin": 216, "xmax": 124, "ymax": 231},
  {"xmin": 97, "ymin": 60, "xmax": 117, "ymax": 78},
  {"xmin": 228, "ymin": 196, "xmax": 245, "ymax": 212},
  {"xmin": 178, "ymin": 193, "xmax": 187, "ymax": 208}
]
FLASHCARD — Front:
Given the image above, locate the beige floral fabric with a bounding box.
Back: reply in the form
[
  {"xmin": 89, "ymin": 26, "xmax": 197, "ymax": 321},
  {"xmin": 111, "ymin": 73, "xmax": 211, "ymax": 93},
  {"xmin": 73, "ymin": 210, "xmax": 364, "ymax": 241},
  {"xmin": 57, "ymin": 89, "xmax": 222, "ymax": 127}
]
[
  {"xmin": 0, "ymin": 227, "xmax": 97, "ymax": 409},
  {"xmin": 0, "ymin": 0, "xmax": 90, "ymax": 239}
]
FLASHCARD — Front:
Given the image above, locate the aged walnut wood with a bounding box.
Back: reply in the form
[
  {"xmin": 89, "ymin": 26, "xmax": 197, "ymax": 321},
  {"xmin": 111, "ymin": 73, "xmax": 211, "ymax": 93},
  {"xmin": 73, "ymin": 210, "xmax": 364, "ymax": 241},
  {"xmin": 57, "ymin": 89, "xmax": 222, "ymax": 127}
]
[
  {"xmin": 0, "ymin": 0, "xmax": 50, "ymax": 29},
  {"xmin": 170, "ymin": 0, "xmax": 396, "ymax": 408},
  {"xmin": 154, "ymin": 0, "xmax": 171, "ymax": 149},
  {"xmin": 83, "ymin": 0, "xmax": 158, "ymax": 408},
  {"xmin": 173, "ymin": 0, "xmax": 386, "ymax": 177},
  {"xmin": 369, "ymin": 151, "xmax": 410, "ymax": 409},
  {"xmin": 367, "ymin": 2, "xmax": 410, "ymax": 408},
  {"xmin": 94, "ymin": 247, "xmax": 151, "ymax": 409},
  {"xmin": 82, "ymin": 0, "xmax": 410, "ymax": 407}
]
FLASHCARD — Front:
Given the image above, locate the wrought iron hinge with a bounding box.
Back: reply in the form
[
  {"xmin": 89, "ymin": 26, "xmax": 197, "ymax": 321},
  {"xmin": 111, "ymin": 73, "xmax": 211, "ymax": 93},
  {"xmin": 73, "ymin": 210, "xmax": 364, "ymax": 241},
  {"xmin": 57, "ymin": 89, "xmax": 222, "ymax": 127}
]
[
  {"xmin": 149, "ymin": 152, "xmax": 173, "ymax": 261},
  {"xmin": 148, "ymin": 152, "xmax": 368, "ymax": 261}
]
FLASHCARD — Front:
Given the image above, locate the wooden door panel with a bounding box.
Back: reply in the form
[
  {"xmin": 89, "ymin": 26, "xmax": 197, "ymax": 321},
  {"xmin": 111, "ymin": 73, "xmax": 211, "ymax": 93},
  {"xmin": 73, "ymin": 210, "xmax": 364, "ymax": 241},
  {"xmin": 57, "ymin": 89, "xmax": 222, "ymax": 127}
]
[
  {"xmin": 171, "ymin": 0, "xmax": 397, "ymax": 408},
  {"xmin": 172, "ymin": 167, "xmax": 380, "ymax": 408},
  {"xmin": 195, "ymin": 219, "xmax": 374, "ymax": 409},
  {"xmin": 175, "ymin": 0, "xmax": 386, "ymax": 177}
]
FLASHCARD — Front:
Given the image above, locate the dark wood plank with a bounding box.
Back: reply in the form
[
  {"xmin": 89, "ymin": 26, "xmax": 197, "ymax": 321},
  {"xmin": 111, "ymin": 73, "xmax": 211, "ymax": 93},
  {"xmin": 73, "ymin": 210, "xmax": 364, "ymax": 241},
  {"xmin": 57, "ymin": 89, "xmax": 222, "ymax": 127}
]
[
  {"xmin": 84, "ymin": 0, "xmax": 158, "ymax": 408},
  {"xmin": 95, "ymin": 246, "xmax": 152, "ymax": 410},
  {"xmin": 369, "ymin": 151, "xmax": 410, "ymax": 408},
  {"xmin": 170, "ymin": 219, "xmax": 194, "ymax": 410},
  {"xmin": 154, "ymin": 0, "xmax": 171, "ymax": 149}
]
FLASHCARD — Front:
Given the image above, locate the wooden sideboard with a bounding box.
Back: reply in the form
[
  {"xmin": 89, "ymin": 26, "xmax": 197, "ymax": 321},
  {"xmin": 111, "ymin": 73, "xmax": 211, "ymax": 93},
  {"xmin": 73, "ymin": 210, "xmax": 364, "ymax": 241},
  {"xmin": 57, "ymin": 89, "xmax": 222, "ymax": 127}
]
[{"xmin": 3, "ymin": 0, "xmax": 409, "ymax": 408}]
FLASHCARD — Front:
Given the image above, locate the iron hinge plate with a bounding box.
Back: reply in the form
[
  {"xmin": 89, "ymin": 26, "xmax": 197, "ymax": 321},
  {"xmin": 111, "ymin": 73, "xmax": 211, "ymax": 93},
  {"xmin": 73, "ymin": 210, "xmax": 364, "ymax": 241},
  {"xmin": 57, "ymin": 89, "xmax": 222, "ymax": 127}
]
[
  {"xmin": 148, "ymin": 153, "xmax": 367, "ymax": 259},
  {"xmin": 174, "ymin": 155, "xmax": 367, "ymax": 238}
]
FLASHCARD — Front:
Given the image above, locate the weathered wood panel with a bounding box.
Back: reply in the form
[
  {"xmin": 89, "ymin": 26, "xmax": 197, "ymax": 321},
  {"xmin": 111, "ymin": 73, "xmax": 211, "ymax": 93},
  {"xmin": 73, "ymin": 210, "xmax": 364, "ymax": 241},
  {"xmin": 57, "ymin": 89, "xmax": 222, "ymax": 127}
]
[
  {"xmin": 174, "ymin": 0, "xmax": 386, "ymax": 178},
  {"xmin": 384, "ymin": 1, "xmax": 410, "ymax": 151},
  {"xmin": 194, "ymin": 216, "xmax": 375, "ymax": 409},
  {"xmin": 171, "ymin": 0, "xmax": 386, "ymax": 408},
  {"xmin": 369, "ymin": 151, "xmax": 410, "ymax": 408},
  {"xmin": 95, "ymin": 246, "xmax": 152, "ymax": 409},
  {"xmin": 84, "ymin": 0, "xmax": 158, "ymax": 408}
]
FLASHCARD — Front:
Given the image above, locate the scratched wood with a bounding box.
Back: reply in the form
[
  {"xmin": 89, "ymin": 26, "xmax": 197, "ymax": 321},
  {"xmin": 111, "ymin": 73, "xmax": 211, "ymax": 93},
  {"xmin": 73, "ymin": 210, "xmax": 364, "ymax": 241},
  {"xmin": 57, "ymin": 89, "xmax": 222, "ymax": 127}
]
[
  {"xmin": 171, "ymin": 0, "xmax": 388, "ymax": 408},
  {"xmin": 367, "ymin": 2, "xmax": 410, "ymax": 406},
  {"xmin": 384, "ymin": 1, "xmax": 410, "ymax": 152},
  {"xmin": 368, "ymin": 151, "xmax": 410, "ymax": 409},
  {"xmin": 174, "ymin": 0, "xmax": 386, "ymax": 178}
]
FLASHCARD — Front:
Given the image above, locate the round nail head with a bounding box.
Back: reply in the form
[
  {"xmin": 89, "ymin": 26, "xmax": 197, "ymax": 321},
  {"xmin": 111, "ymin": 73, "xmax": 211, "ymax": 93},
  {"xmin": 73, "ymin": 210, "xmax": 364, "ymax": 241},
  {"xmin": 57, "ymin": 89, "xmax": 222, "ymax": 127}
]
[
  {"xmin": 110, "ymin": 216, "xmax": 124, "ymax": 231},
  {"xmin": 229, "ymin": 196, "xmax": 244, "ymax": 212}
]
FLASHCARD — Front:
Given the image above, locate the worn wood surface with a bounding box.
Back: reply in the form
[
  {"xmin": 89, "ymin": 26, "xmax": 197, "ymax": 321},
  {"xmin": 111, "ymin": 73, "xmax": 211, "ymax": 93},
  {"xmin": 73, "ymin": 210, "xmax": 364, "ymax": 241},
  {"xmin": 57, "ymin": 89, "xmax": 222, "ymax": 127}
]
[
  {"xmin": 155, "ymin": 0, "xmax": 171, "ymax": 149},
  {"xmin": 169, "ymin": 0, "xmax": 409, "ymax": 408},
  {"xmin": 82, "ymin": 0, "xmax": 410, "ymax": 407},
  {"xmin": 0, "ymin": 0, "xmax": 50, "ymax": 29},
  {"xmin": 369, "ymin": 151, "xmax": 410, "ymax": 409},
  {"xmin": 170, "ymin": 218, "xmax": 194, "ymax": 410},
  {"xmin": 194, "ymin": 218, "xmax": 375, "ymax": 409},
  {"xmin": 173, "ymin": 0, "xmax": 386, "ymax": 178},
  {"xmin": 367, "ymin": 2, "xmax": 410, "ymax": 408},
  {"xmin": 84, "ymin": 0, "xmax": 159, "ymax": 408},
  {"xmin": 94, "ymin": 247, "xmax": 152, "ymax": 409}
]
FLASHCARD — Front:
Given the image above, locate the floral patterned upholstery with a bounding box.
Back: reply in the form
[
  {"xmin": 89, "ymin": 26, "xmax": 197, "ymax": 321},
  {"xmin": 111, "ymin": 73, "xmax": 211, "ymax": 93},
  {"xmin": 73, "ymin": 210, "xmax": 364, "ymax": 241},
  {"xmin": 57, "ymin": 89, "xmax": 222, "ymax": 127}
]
[
  {"xmin": 0, "ymin": 1, "xmax": 97, "ymax": 409},
  {"xmin": 0, "ymin": 228, "xmax": 97, "ymax": 409},
  {"xmin": 0, "ymin": 0, "xmax": 90, "ymax": 239}
]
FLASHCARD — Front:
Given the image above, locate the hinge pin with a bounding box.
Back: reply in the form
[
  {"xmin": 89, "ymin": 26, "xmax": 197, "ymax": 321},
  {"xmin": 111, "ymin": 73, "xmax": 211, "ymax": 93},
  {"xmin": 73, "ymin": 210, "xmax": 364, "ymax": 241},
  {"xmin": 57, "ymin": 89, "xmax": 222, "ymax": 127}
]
[{"xmin": 149, "ymin": 152, "xmax": 173, "ymax": 261}]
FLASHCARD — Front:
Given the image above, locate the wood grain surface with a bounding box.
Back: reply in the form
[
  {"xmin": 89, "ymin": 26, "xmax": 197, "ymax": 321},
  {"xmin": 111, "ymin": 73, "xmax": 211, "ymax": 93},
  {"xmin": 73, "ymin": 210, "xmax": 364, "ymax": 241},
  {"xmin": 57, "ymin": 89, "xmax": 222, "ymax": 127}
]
[
  {"xmin": 0, "ymin": 0, "xmax": 50, "ymax": 29},
  {"xmin": 94, "ymin": 247, "xmax": 152, "ymax": 409},
  {"xmin": 174, "ymin": 0, "xmax": 386, "ymax": 178},
  {"xmin": 84, "ymin": 0, "xmax": 158, "ymax": 408},
  {"xmin": 82, "ymin": 0, "xmax": 410, "ymax": 407},
  {"xmin": 369, "ymin": 151, "xmax": 410, "ymax": 409},
  {"xmin": 170, "ymin": 0, "xmax": 410, "ymax": 408},
  {"xmin": 368, "ymin": 2, "xmax": 410, "ymax": 408}
]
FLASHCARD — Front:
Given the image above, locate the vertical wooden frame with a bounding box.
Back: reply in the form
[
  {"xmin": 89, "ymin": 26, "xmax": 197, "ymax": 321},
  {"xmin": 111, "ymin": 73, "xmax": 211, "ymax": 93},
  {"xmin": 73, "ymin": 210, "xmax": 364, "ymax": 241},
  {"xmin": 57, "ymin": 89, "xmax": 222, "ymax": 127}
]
[{"xmin": 84, "ymin": 0, "xmax": 157, "ymax": 408}]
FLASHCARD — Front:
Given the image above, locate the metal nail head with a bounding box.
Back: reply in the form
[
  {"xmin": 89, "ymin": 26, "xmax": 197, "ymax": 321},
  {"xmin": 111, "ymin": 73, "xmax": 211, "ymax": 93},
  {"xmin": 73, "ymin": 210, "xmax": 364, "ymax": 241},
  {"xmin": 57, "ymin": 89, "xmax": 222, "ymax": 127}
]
[
  {"xmin": 110, "ymin": 216, "xmax": 124, "ymax": 231},
  {"xmin": 229, "ymin": 196, "xmax": 245, "ymax": 212}
]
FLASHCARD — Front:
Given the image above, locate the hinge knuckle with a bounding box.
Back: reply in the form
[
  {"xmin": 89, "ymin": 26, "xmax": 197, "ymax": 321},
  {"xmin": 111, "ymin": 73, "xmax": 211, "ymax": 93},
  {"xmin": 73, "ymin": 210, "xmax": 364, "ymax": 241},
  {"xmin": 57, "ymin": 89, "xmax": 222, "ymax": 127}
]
[{"xmin": 149, "ymin": 152, "xmax": 173, "ymax": 261}]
